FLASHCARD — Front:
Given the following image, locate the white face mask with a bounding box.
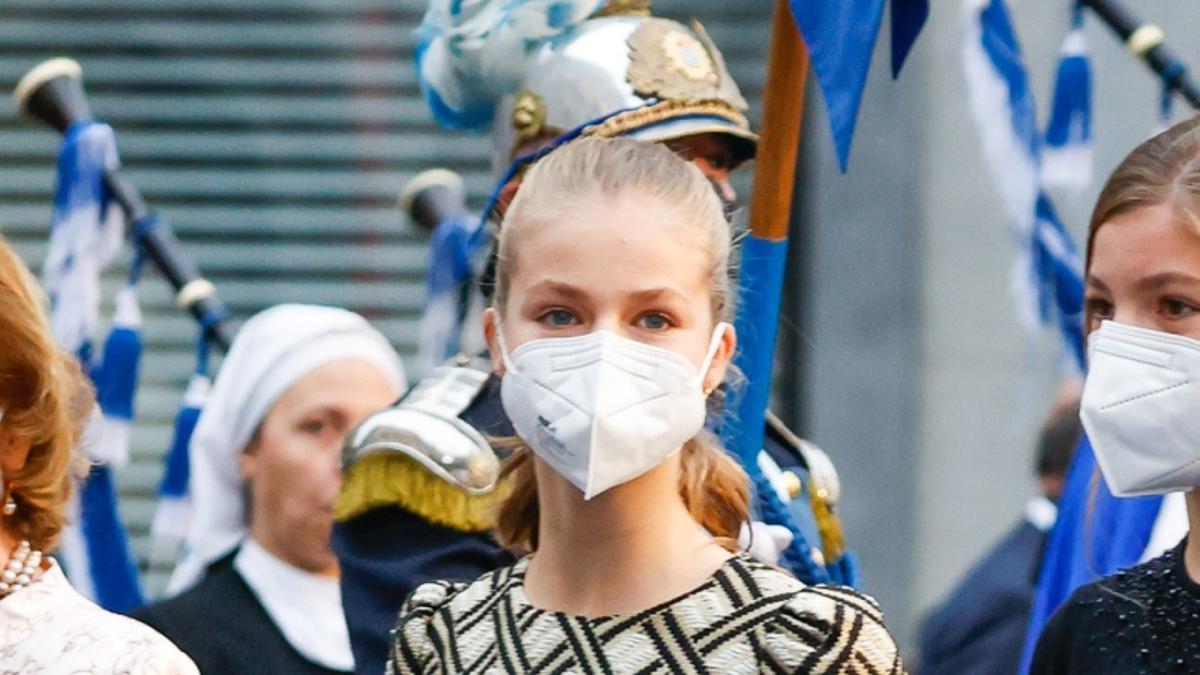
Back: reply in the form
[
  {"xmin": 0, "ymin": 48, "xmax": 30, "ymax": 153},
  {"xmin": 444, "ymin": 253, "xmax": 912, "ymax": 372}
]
[
  {"xmin": 498, "ymin": 324, "xmax": 727, "ymax": 500},
  {"xmin": 1080, "ymin": 321, "xmax": 1200, "ymax": 497}
]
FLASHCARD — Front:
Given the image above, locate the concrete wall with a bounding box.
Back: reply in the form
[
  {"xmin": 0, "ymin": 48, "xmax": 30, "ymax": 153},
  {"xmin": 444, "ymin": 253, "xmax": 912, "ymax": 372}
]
[{"xmin": 795, "ymin": 0, "xmax": 1200, "ymax": 656}]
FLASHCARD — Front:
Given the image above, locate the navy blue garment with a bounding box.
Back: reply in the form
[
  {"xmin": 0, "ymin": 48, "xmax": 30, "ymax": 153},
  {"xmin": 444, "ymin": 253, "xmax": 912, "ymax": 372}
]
[
  {"xmin": 917, "ymin": 518, "xmax": 1048, "ymax": 675},
  {"xmin": 334, "ymin": 507, "xmax": 513, "ymax": 675},
  {"xmin": 334, "ymin": 374, "xmax": 514, "ymax": 675}
]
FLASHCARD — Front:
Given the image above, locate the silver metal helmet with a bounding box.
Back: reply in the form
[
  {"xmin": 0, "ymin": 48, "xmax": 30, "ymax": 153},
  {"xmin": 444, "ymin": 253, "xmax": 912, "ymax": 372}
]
[{"xmin": 492, "ymin": 12, "xmax": 757, "ymax": 166}]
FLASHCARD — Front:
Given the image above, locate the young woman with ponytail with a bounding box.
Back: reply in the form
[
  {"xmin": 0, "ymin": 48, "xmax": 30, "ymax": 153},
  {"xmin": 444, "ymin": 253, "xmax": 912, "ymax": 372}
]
[{"xmin": 388, "ymin": 137, "xmax": 902, "ymax": 674}]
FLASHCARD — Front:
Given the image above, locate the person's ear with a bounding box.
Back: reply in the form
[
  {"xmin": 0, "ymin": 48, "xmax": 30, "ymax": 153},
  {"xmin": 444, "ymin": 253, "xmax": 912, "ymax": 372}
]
[
  {"xmin": 237, "ymin": 434, "xmax": 261, "ymax": 482},
  {"xmin": 483, "ymin": 308, "xmax": 506, "ymax": 376},
  {"xmin": 702, "ymin": 323, "xmax": 737, "ymax": 395}
]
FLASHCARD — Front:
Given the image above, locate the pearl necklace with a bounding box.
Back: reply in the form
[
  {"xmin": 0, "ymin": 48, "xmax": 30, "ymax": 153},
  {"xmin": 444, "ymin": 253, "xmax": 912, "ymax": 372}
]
[{"xmin": 0, "ymin": 540, "xmax": 42, "ymax": 598}]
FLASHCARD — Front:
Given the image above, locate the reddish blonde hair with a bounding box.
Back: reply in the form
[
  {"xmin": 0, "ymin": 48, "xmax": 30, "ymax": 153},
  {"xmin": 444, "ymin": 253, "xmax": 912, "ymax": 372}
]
[
  {"xmin": 491, "ymin": 137, "xmax": 750, "ymax": 551},
  {"xmin": 0, "ymin": 235, "xmax": 92, "ymax": 551}
]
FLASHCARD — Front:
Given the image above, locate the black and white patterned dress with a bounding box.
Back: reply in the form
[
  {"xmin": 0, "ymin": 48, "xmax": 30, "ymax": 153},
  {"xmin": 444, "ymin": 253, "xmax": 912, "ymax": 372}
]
[{"xmin": 388, "ymin": 554, "xmax": 903, "ymax": 674}]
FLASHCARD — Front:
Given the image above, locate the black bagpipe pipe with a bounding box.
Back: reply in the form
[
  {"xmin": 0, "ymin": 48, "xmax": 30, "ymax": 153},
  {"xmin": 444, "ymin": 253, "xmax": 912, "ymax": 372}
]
[
  {"xmin": 1081, "ymin": 0, "xmax": 1200, "ymax": 110},
  {"xmin": 13, "ymin": 58, "xmax": 232, "ymax": 351}
]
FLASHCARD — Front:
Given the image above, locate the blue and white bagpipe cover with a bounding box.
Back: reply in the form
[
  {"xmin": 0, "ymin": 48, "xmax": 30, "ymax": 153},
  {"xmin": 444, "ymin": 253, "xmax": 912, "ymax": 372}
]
[{"xmin": 44, "ymin": 120, "xmax": 145, "ymax": 611}]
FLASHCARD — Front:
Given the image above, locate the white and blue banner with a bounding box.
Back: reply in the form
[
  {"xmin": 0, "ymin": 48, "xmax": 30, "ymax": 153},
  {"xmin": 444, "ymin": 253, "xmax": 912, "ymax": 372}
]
[
  {"xmin": 961, "ymin": 0, "xmax": 1086, "ymax": 368},
  {"xmin": 44, "ymin": 120, "xmax": 144, "ymax": 612}
]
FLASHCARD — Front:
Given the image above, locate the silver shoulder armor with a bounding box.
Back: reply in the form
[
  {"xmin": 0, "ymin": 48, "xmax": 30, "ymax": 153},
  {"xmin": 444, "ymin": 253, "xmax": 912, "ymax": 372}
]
[{"xmin": 342, "ymin": 357, "xmax": 501, "ymax": 494}]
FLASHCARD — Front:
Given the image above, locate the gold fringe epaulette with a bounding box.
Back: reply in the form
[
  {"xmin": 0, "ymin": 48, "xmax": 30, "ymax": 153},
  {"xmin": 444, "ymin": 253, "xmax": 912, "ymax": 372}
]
[{"xmin": 335, "ymin": 452, "xmax": 510, "ymax": 533}]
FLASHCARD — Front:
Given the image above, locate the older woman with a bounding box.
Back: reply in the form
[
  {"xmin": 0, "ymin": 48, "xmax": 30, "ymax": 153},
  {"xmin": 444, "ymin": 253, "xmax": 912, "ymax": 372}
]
[
  {"xmin": 133, "ymin": 304, "xmax": 406, "ymax": 674},
  {"xmin": 0, "ymin": 236, "xmax": 197, "ymax": 673}
]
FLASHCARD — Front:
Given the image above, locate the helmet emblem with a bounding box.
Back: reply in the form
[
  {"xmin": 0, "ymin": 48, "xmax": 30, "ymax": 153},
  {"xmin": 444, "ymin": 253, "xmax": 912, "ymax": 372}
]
[
  {"xmin": 660, "ymin": 31, "xmax": 717, "ymax": 84},
  {"xmin": 627, "ymin": 19, "xmax": 731, "ymax": 103}
]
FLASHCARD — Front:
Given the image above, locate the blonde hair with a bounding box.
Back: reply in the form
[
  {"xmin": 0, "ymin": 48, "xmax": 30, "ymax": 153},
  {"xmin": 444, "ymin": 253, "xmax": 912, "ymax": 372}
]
[
  {"xmin": 0, "ymin": 236, "xmax": 92, "ymax": 551},
  {"xmin": 491, "ymin": 136, "xmax": 749, "ymax": 551},
  {"xmin": 1085, "ymin": 115, "xmax": 1200, "ymax": 330}
]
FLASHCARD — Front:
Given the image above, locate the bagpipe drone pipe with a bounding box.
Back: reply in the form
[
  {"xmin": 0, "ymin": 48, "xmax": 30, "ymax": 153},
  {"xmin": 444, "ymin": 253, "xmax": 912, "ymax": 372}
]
[
  {"xmin": 1081, "ymin": 0, "xmax": 1200, "ymax": 110},
  {"xmin": 13, "ymin": 57, "xmax": 232, "ymax": 610},
  {"xmin": 15, "ymin": 58, "xmax": 232, "ymax": 351}
]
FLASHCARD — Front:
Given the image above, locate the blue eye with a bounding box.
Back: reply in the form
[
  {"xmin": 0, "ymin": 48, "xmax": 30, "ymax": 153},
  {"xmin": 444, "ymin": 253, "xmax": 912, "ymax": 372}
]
[
  {"xmin": 636, "ymin": 313, "xmax": 672, "ymax": 331},
  {"xmin": 541, "ymin": 309, "xmax": 578, "ymax": 327}
]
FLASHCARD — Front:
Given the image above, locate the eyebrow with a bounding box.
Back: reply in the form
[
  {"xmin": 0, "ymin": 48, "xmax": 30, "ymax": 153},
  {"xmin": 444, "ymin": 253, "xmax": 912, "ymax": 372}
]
[
  {"xmin": 1135, "ymin": 271, "xmax": 1200, "ymax": 292},
  {"xmin": 627, "ymin": 287, "xmax": 690, "ymax": 305},
  {"xmin": 524, "ymin": 279, "xmax": 590, "ymax": 302},
  {"xmin": 1084, "ymin": 274, "xmax": 1109, "ymax": 292},
  {"xmin": 524, "ymin": 280, "xmax": 690, "ymax": 306},
  {"xmin": 297, "ymin": 405, "xmax": 347, "ymax": 422}
]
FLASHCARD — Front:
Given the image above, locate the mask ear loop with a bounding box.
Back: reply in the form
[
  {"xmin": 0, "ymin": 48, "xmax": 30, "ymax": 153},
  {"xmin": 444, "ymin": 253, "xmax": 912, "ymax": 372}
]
[
  {"xmin": 698, "ymin": 322, "xmax": 730, "ymax": 394},
  {"xmin": 494, "ymin": 323, "xmax": 519, "ymax": 376}
]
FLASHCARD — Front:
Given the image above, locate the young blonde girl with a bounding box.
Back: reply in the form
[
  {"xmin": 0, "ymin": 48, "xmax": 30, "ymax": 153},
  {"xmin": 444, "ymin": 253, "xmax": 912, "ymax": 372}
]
[{"xmin": 389, "ymin": 137, "xmax": 901, "ymax": 674}]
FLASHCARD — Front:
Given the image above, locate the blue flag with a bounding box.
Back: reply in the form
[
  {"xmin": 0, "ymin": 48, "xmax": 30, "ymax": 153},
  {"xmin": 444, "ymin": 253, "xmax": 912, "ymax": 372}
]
[
  {"xmin": 789, "ymin": 0, "xmax": 928, "ymax": 170},
  {"xmin": 892, "ymin": 0, "xmax": 931, "ymax": 77}
]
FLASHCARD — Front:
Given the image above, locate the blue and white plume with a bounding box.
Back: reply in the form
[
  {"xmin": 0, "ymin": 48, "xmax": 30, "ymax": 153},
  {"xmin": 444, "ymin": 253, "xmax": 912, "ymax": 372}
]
[{"xmin": 415, "ymin": 0, "xmax": 604, "ymax": 130}]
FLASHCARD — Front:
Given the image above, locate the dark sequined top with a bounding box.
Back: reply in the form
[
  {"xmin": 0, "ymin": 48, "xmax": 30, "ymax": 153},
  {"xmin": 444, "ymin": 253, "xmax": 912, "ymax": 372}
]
[{"xmin": 1031, "ymin": 538, "xmax": 1200, "ymax": 674}]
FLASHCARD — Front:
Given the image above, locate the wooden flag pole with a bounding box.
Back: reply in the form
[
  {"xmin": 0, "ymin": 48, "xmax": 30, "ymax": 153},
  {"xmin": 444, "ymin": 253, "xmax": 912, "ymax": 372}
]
[
  {"xmin": 729, "ymin": 0, "xmax": 811, "ymax": 466},
  {"xmin": 748, "ymin": 0, "xmax": 811, "ymax": 242},
  {"xmin": 725, "ymin": 0, "xmax": 828, "ymax": 581}
]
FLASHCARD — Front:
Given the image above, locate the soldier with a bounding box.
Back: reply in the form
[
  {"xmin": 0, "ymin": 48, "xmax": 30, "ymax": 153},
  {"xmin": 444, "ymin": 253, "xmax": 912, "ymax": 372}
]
[{"xmin": 333, "ymin": 3, "xmax": 853, "ymax": 673}]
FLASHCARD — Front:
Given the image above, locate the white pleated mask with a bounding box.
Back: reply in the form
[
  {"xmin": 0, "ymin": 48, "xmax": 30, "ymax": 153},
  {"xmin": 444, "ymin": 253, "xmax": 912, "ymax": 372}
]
[
  {"xmin": 1081, "ymin": 321, "xmax": 1200, "ymax": 496},
  {"xmin": 498, "ymin": 324, "xmax": 727, "ymax": 499}
]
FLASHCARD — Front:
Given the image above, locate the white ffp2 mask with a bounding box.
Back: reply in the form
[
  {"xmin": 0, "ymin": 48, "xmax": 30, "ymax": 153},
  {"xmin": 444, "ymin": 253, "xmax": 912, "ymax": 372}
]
[
  {"xmin": 498, "ymin": 325, "xmax": 727, "ymax": 499},
  {"xmin": 1081, "ymin": 321, "xmax": 1200, "ymax": 497}
]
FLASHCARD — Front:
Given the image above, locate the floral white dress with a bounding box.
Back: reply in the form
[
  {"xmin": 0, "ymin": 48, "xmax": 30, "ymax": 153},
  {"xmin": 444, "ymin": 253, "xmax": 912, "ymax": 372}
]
[{"xmin": 0, "ymin": 561, "xmax": 198, "ymax": 674}]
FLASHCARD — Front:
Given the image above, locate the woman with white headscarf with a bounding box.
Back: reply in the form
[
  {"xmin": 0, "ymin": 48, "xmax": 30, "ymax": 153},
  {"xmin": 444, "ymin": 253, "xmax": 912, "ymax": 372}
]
[{"xmin": 133, "ymin": 304, "xmax": 406, "ymax": 675}]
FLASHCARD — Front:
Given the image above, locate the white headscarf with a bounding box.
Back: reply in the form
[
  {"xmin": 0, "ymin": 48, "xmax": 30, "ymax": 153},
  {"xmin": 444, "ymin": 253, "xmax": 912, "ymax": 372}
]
[{"xmin": 166, "ymin": 304, "xmax": 406, "ymax": 594}]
